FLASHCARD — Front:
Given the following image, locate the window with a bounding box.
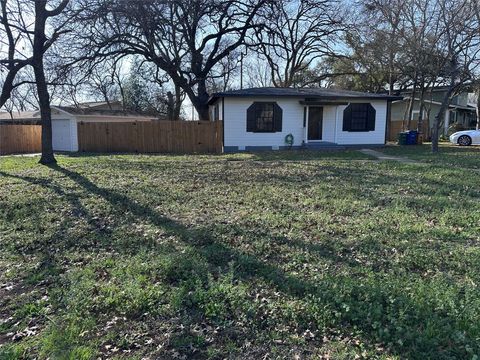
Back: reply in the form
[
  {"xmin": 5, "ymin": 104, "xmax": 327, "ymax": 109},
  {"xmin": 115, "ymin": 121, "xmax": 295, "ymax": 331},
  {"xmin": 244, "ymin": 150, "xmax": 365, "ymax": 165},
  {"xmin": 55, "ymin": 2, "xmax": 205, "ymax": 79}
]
[
  {"xmin": 247, "ymin": 102, "xmax": 283, "ymax": 132},
  {"xmin": 255, "ymin": 103, "xmax": 274, "ymax": 132},
  {"xmin": 343, "ymin": 103, "xmax": 376, "ymax": 132}
]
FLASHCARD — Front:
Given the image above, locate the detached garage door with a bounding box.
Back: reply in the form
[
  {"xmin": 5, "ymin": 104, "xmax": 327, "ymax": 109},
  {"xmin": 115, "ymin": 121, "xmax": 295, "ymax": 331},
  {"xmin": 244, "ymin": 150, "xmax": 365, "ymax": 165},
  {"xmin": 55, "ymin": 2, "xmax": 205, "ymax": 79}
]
[{"xmin": 52, "ymin": 119, "xmax": 73, "ymax": 151}]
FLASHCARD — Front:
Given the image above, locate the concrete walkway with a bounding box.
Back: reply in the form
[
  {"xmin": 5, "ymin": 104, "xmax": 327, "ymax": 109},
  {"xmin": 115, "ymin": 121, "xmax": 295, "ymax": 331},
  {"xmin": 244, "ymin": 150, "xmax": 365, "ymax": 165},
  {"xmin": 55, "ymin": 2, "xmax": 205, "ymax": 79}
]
[{"xmin": 359, "ymin": 149, "xmax": 421, "ymax": 164}]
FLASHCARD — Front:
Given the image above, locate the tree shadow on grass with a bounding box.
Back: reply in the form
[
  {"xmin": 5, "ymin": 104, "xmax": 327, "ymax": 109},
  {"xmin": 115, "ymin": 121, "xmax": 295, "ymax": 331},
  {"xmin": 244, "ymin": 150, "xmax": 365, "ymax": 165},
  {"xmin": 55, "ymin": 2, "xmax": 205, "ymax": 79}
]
[
  {"xmin": 50, "ymin": 165, "xmax": 478, "ymax": 358},
  {"xmin": 1, "ymin": 164, "xmax": 478, "ymax": 359}
]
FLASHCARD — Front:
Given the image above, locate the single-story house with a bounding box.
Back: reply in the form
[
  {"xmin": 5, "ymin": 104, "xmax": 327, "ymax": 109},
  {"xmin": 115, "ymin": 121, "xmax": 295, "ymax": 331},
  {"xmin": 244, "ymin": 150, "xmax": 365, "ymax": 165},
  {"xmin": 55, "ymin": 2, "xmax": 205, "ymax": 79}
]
[
  {"xmin": 390, "ymin": 86, "xmax": 477, "ymax": 140},
  {"xmin": 208, "ymin": 87, "xmax": 402, "ymax": 151},
  {"xmin": 0, "ymin": 101, "xmax": 157, "ymax": 152}
]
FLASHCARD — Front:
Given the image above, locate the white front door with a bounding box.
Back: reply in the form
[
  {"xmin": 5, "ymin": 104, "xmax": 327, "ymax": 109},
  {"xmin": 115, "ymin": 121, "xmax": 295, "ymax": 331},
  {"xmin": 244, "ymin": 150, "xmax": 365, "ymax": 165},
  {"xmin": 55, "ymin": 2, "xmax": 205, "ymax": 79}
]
[{"xmin": 52, "ymin": 119, "xmax": 72, "ymax": 151}]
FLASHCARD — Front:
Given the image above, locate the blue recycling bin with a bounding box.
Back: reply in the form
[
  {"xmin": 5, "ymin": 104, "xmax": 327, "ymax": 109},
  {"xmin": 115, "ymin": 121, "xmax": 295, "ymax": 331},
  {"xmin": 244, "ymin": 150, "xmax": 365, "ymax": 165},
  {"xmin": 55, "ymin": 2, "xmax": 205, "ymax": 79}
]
[{"xmin": 407, "ymin": 130, "xmax": 418, "ymax": 145}]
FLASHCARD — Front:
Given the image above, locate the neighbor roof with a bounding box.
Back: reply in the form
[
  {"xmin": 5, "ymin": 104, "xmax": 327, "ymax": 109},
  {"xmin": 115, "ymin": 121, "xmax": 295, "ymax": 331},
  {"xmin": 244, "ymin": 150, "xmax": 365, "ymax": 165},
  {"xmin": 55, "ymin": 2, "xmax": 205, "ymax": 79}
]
[
  {"xmin": 55, "ymin": 106, "xmax": 146, "ymax": 117},
  {"xmin": 0, "ymin": 111, "xmax": 39, "ymax": 120},
  {"xmin": 74, "ymin": 100, "xmax": 122, "ymax": 109},
  {"xmin": 0, "ymin": 106, "xmax": 158, "ymax": 121},
  {"xmin": 208, "ymin": 87, "xmax": 402, "ymax": 104}
]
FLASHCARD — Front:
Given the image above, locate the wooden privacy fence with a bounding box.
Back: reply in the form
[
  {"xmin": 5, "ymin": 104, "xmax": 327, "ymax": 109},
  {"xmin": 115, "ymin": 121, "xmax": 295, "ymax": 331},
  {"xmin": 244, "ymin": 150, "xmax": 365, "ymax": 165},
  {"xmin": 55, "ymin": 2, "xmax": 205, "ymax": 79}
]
[
  {"xmin": 388, "ymin": 120, "xmax": 430, "ymax": 141},
  {"xmin": 78, "ymin": 120, "xmax": 223, "ymax": 154},
  {"xmin": 0, "ymin": 125, "xmax": 42, "ymax": 155}
]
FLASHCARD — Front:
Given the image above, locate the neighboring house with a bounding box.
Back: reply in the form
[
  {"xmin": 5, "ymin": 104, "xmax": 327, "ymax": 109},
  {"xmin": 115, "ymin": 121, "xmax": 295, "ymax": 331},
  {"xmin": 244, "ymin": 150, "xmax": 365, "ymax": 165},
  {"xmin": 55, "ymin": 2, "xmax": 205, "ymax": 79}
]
[
  {"xmin": 0, "ymin": 101, "xmax": 157, "ymax": 152},
  {"xmin": 208, "ymin": 87, "xmax": 401, "ymax": 151},
  {"xmin": 390, "ymin": 86, "xmax": 477, "ymax": 139}
]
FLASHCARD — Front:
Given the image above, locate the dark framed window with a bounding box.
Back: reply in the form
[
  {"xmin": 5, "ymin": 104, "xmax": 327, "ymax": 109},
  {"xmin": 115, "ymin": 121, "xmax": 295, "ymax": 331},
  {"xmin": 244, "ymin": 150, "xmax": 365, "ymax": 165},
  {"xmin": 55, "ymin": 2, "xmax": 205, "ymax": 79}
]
[
  {"xmin": 255, "ymin": 103, "xmax": 274, "ymax": 131},
  {"xmin": 247, "ymin": 102, "xmax": 283, "ymax": 133},
  {"xmin": 343, "ymin": 103, "xmax": 376, "ymax": 132}
]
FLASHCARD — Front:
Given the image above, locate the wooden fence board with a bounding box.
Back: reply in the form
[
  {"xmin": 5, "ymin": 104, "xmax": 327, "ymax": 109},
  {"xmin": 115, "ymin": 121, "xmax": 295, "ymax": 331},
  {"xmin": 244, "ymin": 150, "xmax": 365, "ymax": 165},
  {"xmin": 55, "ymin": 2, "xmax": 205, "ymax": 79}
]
[
  {"xmin": 388, "ymin": 120, "xmax": 430, "ymax": 141},
  {"xmin": 0, "ymin": 125, "xmax": 42, "ymax": 155},
  {"xmin": 77, "ymin": 120, "xmax": 223, "ymax": 154}
]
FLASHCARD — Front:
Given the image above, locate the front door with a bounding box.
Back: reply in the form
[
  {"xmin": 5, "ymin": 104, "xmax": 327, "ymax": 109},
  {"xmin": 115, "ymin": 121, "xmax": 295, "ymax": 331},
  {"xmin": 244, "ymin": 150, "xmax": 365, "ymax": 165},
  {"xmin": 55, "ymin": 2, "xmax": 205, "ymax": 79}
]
[{"xmin": 308, "ymin": 107, "xmax": 323, "ymax": 141}]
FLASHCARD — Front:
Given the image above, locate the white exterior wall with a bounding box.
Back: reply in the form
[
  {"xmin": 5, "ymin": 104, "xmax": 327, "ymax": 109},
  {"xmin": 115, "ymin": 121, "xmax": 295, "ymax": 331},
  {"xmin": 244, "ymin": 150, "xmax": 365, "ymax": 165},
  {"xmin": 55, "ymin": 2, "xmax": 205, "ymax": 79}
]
[
  {"xmin": 320, "ymin": 106, "xmax": 337, "ymax": 142},
  {"xmin": 223, "ymin": 97, "xmax": 305, "ymax": 149},
  {"xmin": 221, "ymin": 97, "xmax": 388, "ymax": 148},
  {"xmin": 334, "ymin": 100, "xmax": 387, "ymax": 145}
]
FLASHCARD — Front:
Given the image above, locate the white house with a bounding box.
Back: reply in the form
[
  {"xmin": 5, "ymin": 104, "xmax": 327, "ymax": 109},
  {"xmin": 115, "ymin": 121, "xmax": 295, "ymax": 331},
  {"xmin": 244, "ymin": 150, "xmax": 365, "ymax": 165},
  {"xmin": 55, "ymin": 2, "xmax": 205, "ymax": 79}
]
[
  {"xmin": 0, "ymin": 101, "xmax": 156, "ymax": 152},
  {"xmin": 208, "ymin": 87, "xmax": 402, "ymax": 151}
]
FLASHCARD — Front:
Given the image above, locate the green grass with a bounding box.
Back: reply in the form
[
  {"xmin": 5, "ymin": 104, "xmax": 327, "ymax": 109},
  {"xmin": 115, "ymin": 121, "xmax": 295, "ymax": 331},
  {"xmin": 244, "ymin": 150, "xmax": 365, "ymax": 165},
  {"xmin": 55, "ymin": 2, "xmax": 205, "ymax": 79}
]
[
  {"xmin": 383, "ymin": 143, "xmax": 480, "ymax": 169},
  {"xmin": 0, "ymin": 148, "xmax": 479, "ymax": 359}
]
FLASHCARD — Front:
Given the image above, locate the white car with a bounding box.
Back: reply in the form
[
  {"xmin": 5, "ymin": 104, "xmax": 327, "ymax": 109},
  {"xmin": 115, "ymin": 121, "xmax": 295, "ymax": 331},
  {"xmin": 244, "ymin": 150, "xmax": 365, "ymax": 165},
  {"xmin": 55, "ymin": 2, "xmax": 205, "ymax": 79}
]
[{"xmin": 449, "ymin": 130, "xmax": 480, "ymax": 146}]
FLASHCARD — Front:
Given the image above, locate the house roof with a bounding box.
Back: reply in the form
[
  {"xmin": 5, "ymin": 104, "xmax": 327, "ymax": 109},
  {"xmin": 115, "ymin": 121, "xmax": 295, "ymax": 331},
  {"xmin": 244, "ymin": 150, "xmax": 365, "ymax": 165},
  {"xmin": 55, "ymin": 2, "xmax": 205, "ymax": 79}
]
[
  {"xmin": 395, "ymin": 84, "xmax": 474, "ymax": 94},
  {"xmin": 392, "ymin": 97, "xmax": 476, "ymax": 112},
  {"xmin": 73, "ymin": 100, "xmax": 123, "ymax": 109},
  {"xmin": 209, "ymin": 87, "xmax": 402, "ymax": 104}
]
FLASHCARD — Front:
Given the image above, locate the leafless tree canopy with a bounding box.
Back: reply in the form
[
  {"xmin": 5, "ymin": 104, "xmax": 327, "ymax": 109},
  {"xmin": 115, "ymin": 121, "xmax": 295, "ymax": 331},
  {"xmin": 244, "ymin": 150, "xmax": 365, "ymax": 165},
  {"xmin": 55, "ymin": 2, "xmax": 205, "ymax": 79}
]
[
  {"xmin": 253, "ymin": 0, "xmax": 345, "ymax": 88},
  {"xmin": 0, "ymin": 0, "xmax": 77, "ymax": 163},
  {"xmin": 68, "ymin": 0, "xmax": 269, "ymax": 120}
]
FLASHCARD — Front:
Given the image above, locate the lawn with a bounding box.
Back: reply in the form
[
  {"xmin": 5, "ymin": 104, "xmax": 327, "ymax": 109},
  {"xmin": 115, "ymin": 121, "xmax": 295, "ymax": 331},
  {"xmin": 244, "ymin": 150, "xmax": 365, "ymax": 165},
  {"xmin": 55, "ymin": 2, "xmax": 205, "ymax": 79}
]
[
  {"xmin": 382, "ymin": 142, "xmax": 480, "ymax": 170},
  {"xmin": 0, "ymin": 148, "xmax": 479, "ymax": 359}
]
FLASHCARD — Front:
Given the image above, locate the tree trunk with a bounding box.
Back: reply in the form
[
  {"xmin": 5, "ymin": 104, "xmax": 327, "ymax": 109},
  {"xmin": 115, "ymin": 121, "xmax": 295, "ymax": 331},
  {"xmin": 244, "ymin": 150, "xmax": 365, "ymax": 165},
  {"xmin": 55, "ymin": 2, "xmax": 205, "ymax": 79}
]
[
  {"xmin": 388, "ymin": 42, "xmax": 395, "ymax": 95},
  {"xmin": 431, "ymin": 88, "xmax": 454, "ymax": 153},
  {"xmin": 405, "ymin": 75, "xmax": 417, "ymax": 131},
  {"xmin": 192, "ymin": 79, "xmax": 210, "ymax": 121},
  {"xmin": 417, "ymin": 83, "xmax": 426, "ymax": 137},
  {"xmin": 194, "ymin": 101, "xmax": 210, "ymax": 121},
  {"xmin": 166, "ymin": 91, "xmax": 175, "ymax": 120},
  {"xmin": 173, "ymin": 84, "xmax": 182, "ymax": 121},
  {"xmin": 34, "ymin": 1, "xmax": 56, "ymax": 165},
  {"xmin": 476, "ymin": 90, "xmax": 480, "ymax": 130}
]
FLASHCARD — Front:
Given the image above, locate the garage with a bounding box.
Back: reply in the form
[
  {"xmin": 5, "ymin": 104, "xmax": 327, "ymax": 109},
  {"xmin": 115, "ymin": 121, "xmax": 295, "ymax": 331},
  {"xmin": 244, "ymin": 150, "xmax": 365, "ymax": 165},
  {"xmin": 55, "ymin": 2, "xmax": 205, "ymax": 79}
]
[{"xmin": 0, "ymin": 101, "xmax": 157, "ymax": 153}]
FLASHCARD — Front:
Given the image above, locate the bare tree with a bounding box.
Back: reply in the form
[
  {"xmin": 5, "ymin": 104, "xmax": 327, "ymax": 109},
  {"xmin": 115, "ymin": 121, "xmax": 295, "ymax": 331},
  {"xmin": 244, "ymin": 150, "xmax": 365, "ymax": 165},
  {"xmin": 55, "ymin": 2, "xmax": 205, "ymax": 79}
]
[
  {"xmin": 206, "ymin": 51, "xmax": 241, "ymax": 93},
  {"xmin": 430, "ymin": 0, "xmax": 480, "ymax": 153},
  {"xmin": 85, "ymin": 60, "xmax": 125, "ymax": 108},
  {"xmin": 0, "ymin": 0, "xmax": 75, "ymax": 164},
  {"xmin": 71, "ymin": 0, "xmax": 268, "ymax": 120},
  {"xmin": 358, "ymin": 0, "xmax": 404, "ymax": 95},
  {"xmin": 396, "ymin": 0, "xmax": 444, "ymax": 133},
  {"xmin": 0, "ymin": 0, "xmax": 31, "ymax": 107},
  {"xmin": 244, "ymin": 55, "xmax": 273, "ymax": 88},
  {"xmin": 254, "ymin": 0, "xmax": 344, "ymax": 88}
]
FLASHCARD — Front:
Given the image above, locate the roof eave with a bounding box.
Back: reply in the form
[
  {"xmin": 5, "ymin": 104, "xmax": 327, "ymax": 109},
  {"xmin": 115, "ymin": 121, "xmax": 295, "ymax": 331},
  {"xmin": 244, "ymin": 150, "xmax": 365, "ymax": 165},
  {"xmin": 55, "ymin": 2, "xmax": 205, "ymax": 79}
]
[{"xmin": 211, "ymin": 93, "xmax": 403, "ymax": 101}]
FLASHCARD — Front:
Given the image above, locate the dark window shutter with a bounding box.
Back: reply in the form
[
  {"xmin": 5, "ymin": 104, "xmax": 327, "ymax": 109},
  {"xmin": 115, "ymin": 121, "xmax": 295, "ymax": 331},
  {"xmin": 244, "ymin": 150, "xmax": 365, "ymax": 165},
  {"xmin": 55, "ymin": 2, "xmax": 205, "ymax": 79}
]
[
  {"xmin": 273, "ymin": 103, "xmax": 283, "ymax": 132},
  {"xmin": 367, "ymin": 104, "xmax": 376, "ymax": 131},
  {"xmin": 247, "ymin": 103, "xmax": 257, "ymax": 132},
  {"xmin": 343, "ymin": 104, "xmax": 352, "ymax": 131}
]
